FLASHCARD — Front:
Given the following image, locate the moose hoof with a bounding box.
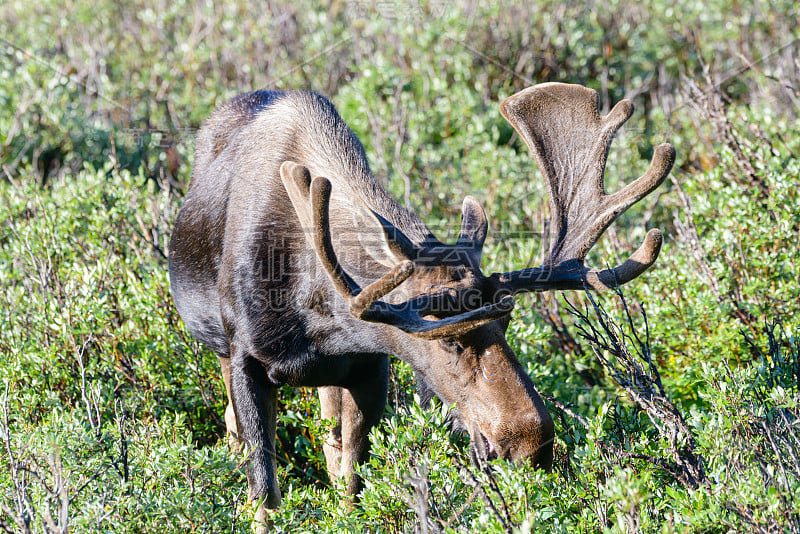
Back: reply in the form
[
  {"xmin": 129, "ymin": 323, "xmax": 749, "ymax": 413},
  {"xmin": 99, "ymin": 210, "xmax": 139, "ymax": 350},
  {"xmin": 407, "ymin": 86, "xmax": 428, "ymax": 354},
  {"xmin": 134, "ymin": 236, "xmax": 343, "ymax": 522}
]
[
  {"xmin": 227, "ymin": 431, "xmax": 244, "ymax": 455},
  {"xmin": 252, "ymin": 503, "xmax": 274, "ymax": 534}
]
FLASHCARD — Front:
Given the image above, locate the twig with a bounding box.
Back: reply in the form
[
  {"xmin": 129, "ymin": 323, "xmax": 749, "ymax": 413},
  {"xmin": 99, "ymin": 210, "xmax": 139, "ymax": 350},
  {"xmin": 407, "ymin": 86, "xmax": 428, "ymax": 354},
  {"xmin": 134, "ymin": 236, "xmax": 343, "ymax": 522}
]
[{"xmin": 564, "ymin": 288, "xmax": 709, "ymax": 490}]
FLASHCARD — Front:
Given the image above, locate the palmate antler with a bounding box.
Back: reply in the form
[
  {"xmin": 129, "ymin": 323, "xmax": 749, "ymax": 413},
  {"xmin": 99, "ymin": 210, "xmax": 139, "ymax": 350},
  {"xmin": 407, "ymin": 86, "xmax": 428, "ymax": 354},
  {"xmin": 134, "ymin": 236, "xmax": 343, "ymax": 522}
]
[
  {"xmin": 496, "ymin": 83, "xmax": 675, "ymax": 292},
  {"xmin": 280, "ymin": 161, "xmax": 515, "ymax": 340}
]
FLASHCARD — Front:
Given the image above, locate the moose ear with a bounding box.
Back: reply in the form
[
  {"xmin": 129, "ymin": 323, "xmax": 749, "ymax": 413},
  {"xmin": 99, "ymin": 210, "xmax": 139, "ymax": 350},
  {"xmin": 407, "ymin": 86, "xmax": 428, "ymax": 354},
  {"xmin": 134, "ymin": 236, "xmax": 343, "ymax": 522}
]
[
  {"xmin": 456, "ymin": 196, "xmax": 487, "ymax": 268},
  {"xmin": 352, "ymin": 200, "xmax": 417, "ymax": 268},
  {"xmin": 280, "ymin": 160, "xmax": 416, "ymax": 268}
]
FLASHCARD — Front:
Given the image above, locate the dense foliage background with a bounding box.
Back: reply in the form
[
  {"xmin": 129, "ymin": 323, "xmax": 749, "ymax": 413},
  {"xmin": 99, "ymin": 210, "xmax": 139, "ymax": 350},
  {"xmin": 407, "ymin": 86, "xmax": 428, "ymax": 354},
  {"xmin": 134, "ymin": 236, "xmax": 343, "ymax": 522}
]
[{"xmin": 2, "ymin": 1, "xmax": 799, "ymax": 532}]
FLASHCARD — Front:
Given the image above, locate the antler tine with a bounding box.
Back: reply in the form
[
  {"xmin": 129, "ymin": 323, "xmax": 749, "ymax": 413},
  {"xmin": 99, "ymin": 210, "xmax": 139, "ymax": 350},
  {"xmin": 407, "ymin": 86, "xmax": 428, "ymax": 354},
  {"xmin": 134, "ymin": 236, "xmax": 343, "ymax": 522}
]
[
  {"xmin": 290, "ymin": 167, "xmax": 513, "ymax": 339},
  {"xmin": 496, "ymin": 227, "xmax": 662, "ymax": 292},
  {"xmin": 495, "ymin": 82, "xmax": 674, "ymax": 292},
  {"xmin": 349, "ymin": 261, "xmax": 415, "ymax": 317},
  {"xmin": 606, "ymin": 143, "xmax": 675, "ymax": 217},
  {"xmin": 307, "ymin": 174, "xmax": 414, "ymax": 314},
  {"xmin": 362, "ymin": 295, "xmax": 516, "ymax": 340},
  {"xmin": 583, "ymin": 228, "xmax": 663, "ymax": 289}
]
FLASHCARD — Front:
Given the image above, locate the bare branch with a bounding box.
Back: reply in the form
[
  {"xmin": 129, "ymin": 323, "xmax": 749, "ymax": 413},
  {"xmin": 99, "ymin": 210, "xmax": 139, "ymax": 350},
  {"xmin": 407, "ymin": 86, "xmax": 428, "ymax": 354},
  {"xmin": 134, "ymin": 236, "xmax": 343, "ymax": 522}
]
[{"xmin": 565, "ymin": 290, "xmax": 709, "ymax": 490}]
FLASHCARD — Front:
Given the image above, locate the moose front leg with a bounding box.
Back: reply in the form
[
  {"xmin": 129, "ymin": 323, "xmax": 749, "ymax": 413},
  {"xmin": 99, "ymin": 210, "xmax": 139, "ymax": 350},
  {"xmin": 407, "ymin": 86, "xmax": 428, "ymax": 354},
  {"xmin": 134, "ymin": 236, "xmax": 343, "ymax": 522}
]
[
  {"xmin": 320, "ymin": 357, "xmax": 389, "ymax": 499},
  {"xmin": 318, "ymin": 386, "xmax": 343, "ymax": 481},
  {"xmin": 229, "ymin": 346, "xmax": 280, "ymax": 532},
  {"xmin": 218, "ymin": 356, "xmax": 245, "ymax": 453}
]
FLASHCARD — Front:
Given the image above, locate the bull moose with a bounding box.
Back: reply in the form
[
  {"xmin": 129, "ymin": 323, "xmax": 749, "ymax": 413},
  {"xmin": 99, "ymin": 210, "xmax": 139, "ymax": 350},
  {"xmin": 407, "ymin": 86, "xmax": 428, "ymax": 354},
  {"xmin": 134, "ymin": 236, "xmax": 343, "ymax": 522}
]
[{"xmin": 168, "ymin": 82, "xmax": 675, "ymax": 530}]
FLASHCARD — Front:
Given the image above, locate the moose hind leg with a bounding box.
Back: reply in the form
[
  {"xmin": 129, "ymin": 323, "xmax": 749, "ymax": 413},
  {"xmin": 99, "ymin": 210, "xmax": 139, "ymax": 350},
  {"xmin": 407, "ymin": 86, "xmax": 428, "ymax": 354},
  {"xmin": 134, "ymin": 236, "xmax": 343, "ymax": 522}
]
[
  {"xmin": 338, "ymin": 356, "xmax": 389, "ymax": 499},
  {"xmin": 229, "ymin": 346, "xmax": 280, "ymax": 532}
]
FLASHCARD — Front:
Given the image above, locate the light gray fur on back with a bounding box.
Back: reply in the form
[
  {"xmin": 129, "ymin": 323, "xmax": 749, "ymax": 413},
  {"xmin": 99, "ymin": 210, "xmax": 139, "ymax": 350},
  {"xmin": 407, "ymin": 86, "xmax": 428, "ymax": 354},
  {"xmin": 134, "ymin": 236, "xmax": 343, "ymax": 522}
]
[{"xmin": 195, "ymin": 91, "xmax": 432, "ymax": 247}]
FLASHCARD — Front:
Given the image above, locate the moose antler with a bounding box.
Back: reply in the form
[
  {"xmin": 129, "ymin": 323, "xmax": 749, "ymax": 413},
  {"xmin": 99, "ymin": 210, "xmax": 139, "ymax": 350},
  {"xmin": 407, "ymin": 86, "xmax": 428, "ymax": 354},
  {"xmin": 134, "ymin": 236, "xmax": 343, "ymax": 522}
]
[
  {"xmin": 280, "ymin": 161, "xmax": 514, "ymax": 340},
  {"xmin": 495, "ymin": 83, "xmax": 675, "ymax": 291}
]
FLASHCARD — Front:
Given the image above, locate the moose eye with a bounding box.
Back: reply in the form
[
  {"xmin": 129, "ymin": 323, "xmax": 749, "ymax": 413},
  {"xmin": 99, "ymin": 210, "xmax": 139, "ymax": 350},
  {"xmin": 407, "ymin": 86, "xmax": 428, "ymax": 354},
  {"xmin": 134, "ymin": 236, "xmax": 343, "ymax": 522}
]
[{"xmin": 439, "ymin": 338, "xmax": 464, "ymax": 354}]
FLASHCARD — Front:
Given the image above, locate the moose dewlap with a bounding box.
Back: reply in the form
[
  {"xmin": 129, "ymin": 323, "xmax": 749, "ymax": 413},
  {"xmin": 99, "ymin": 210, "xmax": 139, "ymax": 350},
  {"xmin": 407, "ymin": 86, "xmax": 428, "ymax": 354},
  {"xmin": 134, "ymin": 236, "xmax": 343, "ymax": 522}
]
[{"xmin": 168, "ymin": 83, "xmax": 674, "ymax": 531}]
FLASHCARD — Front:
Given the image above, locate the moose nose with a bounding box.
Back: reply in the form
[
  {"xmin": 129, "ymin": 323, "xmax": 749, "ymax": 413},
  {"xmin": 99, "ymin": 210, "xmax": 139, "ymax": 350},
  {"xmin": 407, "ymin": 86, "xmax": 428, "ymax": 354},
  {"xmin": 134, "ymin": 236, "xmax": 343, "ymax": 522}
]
[{"xmin": 488, "ymin": 411, "xmax": 554, "ymax": 470}]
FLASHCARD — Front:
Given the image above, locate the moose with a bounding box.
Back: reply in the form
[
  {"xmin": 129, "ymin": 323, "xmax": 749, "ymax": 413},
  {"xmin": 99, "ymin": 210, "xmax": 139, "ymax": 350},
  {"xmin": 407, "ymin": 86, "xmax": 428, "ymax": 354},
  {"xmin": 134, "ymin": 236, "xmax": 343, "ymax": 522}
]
[{"xmin": 168, "ymin": 82, "xmax": 675, "ymax": 529}]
